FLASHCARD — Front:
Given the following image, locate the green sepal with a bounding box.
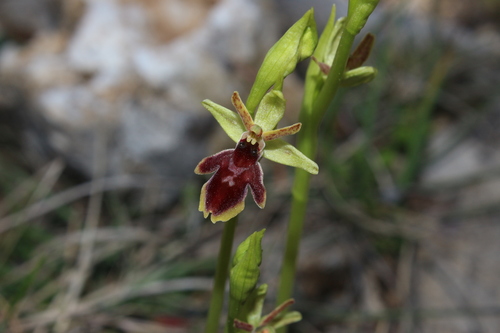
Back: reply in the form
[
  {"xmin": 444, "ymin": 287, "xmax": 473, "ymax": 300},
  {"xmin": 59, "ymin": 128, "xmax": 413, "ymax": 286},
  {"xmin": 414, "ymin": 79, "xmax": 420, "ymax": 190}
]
[
  {"xmin": 269, "ymin": 311, "xmax": 302, "ymax": 329},
  {"xmin": 228, "ymin": 229, "xmax": 265, "ymax": 328},
  {"xmin": 254, "ymin": 90, "xmax": 286, "ymax": 132},
  {"xmin": 246, "ymin": 9, "xmax": 318, "ymax": 114},
  {"xmin": 341, "ymin": 66, "xmax": 377, "ymax": 87},
  {"xmin": 263, "ymin": 139, "xmax": 319, "ymax": 175},
  {"xmin": 202, "ymin": 99, "xmax": 246, "ymax": 143}
]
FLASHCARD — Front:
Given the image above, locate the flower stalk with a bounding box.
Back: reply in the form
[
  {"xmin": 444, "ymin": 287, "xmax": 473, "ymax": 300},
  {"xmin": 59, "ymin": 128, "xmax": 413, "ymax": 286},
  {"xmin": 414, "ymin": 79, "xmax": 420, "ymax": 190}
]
[
  {"xmin": 204, "ymin": 217, "xmax": 237, "ymax": 333},
  {"xmin": 276, "ymin": 0, "xmax": 379, "ymax": 326}
]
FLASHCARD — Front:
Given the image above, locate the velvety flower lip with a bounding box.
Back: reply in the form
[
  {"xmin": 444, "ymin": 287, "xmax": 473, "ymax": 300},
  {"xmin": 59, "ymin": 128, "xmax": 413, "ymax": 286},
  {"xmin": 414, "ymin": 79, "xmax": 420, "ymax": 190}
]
[
  {"xmin": 195, "ymin": 139, "xmax": 266, "ymax": 223},
  {"xmin": 195, "ymin": 91, "xmax": 318, "ymax": 223}
]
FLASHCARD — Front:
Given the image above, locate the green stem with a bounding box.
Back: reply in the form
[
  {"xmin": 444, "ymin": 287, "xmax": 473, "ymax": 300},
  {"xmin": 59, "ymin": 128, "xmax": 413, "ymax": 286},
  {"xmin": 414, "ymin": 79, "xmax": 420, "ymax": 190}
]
[
  {"xmin": 277, "ymin": 18, "xmax": 356, "ymax": 310},
  {"xmin": 311, "ymin": 30, "xmax": 356, "ymax": 126},
  {"xmin": 276, "ymin": 168, "xmax": 311, "ymax": 304},
  {"xmin": 205, "ymin": 217, "xmax": 237, "ymax": 333},
  {"xmin": 276, "ymin": 5, "xmax": 383, "ymax": 331}
]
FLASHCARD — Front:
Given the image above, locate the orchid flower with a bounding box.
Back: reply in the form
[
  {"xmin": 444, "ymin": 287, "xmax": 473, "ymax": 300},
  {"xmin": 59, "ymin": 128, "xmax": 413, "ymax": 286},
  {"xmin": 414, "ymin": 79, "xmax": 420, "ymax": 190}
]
[{"xmin": 195, "ymin": 91, "xmax": 318, "ymax": 223}]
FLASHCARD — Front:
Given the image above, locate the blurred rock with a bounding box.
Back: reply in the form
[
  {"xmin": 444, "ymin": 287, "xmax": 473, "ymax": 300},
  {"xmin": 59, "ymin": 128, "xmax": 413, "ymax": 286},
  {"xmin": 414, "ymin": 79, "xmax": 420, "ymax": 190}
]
[
  {"xmin": 385, "ymin": 0, "xmax": 500, "ymax": 30},
  {"xmin": 0, "ymin": 0, "xmax": 279, "ymax": 202},
  {"xmin": 415, "ymin": 215, "xmax": 500, "ymax": 333},
  {"xmin": 0, "ymin": 0, "xmax": 62, "ymax": 41}
]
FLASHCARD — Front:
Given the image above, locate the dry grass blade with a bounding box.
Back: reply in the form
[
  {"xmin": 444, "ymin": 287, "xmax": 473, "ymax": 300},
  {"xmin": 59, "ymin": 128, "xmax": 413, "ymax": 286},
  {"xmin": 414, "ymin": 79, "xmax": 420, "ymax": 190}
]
[
  {"xmin": 53, "ymin": 134, "xmax": 107, "ymax": 332},
  {"xmin": 396, "ymin": 242, "xmax": 417, "ymax": 332},
  {"xmin": 3, "ymin": 227, "xmax": 154, "ymax": 285},
  {"xmin": 321, "ymin": 184, "xmax": 434, "ymax": 240},
  {"xmin": 18, "ymin": 277, "xmax": 213, "ymax": 331},
  {"xmin": 0, "ymin": 174, "xmax": 166, "ymax": 234},
  {"xmin": 0, "ymin": 159, "xmax": 65, "ymax": 217},
  {"xmin": 93, "ymin": 314, "xmax": 186, "ymax": 333},
  {"xmin": 0, "ymin": 159, "xmax": 65, "ymax": 265}
]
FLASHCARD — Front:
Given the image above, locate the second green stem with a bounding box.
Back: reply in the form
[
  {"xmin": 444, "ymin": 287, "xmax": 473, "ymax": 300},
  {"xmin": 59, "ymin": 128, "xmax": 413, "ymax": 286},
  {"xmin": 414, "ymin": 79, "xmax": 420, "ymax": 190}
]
[{"xmin": 276, "ymin": 8, "xmax": 358, "ymax": 312}]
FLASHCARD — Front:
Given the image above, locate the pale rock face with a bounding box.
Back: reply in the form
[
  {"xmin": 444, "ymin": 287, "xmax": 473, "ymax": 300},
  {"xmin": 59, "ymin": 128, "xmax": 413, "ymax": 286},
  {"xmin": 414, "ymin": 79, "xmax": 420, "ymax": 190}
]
[
  {"xmin": 0, "ymin": 0, "xmax": 279, "ymax": 202},
  {"xmin": 67, "ymin": 1, "xmax": 145, "ymax": 76}
]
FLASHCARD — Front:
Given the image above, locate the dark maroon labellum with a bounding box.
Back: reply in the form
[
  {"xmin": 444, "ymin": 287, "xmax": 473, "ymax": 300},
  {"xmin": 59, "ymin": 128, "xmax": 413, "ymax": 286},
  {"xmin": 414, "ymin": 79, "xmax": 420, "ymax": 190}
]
[{"xmin": 195, "ymin": 136, "xmax": 266, "ymax": 222}]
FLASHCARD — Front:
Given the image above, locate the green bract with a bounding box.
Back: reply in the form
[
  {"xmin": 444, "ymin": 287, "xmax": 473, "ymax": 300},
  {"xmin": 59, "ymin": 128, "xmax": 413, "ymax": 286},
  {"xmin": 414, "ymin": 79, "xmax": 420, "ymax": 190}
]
[
  {"xmin": 341, "ymin": 66, "xmax": 377, "ymax": 87},
  {"xmin": 228, "ymin": 231, "xmax": 302, "ymax": 333},
  {"xmin": 246, "ymin": 9, "xmax": 318, "ymax": 114},
  {"xmin": 234, "ymin": 294, "xmax": 302, "ymax": 332},
  {"xmin": 318, "ymin": 11, "xmax": 345, "ymax": 74},
  {"xmin": 228, "ymin": 229, "xmax": 265, "ymax": 330},
  {"xmin": 303, "ymin": 5, "xmax": 378, "ymax": 116},
  {"xmin": 302, "ymin": 6, "xmax": 343, "ymax": 113},
  {"xmin": 346, "ymin": 0, "xmax": 379, "ymax": 36},
  {"xmin": 201, "ymin": 90, "xmax": 319, "ymax": 175},
  {"xmin": 244, "ymin": 284, "xmax": 268, "ymax": 328}
]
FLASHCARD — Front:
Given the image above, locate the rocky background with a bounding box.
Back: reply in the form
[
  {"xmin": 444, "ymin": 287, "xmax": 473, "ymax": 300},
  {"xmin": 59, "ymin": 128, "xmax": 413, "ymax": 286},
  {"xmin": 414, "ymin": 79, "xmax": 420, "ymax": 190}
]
[{"xmin": 1, "ymin": 0, "xmax": 500, "ymax": 332}]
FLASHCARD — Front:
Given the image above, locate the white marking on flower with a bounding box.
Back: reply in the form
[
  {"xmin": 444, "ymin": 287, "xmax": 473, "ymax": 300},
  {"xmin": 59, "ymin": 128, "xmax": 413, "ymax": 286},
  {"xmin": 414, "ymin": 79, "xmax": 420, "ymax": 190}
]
[
  {"xmin": 221, "ymin": 158, "xmax": 247, "ymax": 187},
  {"xmin": 222, "ymin": 176, "xmax": 235, "ymax": 186}
]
